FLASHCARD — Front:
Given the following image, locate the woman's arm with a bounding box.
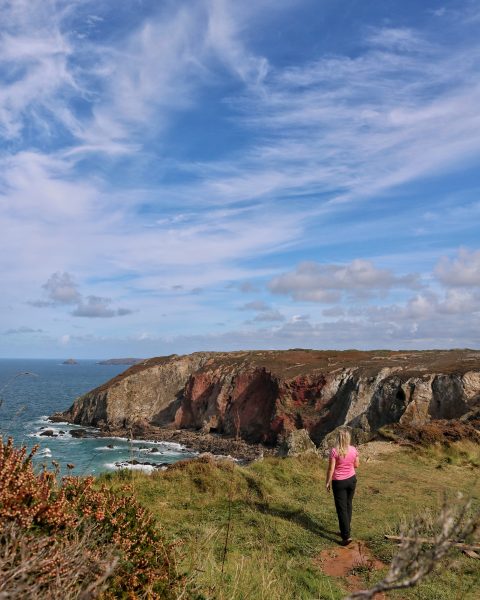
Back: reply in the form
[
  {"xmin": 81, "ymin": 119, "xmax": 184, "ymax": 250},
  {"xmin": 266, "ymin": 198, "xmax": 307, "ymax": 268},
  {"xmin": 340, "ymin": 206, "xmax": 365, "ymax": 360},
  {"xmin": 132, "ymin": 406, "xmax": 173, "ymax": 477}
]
[
  {"xmin": 354, "ymin": 455, "xmax": 359, "ymax": 468},
  {"xmin": 325, "ymin": 457, "xmax": 335, "ymax": 492}
]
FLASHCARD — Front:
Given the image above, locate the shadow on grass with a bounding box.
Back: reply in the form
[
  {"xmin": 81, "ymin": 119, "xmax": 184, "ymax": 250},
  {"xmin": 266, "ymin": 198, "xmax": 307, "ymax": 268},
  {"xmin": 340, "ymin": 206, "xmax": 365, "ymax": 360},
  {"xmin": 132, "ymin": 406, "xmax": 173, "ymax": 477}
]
[{"xmin": 255, "ymin": 503, "xmax": 340, "ymax": 543}]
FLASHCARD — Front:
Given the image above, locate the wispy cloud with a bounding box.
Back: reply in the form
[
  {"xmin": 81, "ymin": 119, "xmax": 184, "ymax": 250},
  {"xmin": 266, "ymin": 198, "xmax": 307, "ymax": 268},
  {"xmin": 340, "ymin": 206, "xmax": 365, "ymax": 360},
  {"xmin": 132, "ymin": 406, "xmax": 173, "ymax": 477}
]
[
  {"xmin": 0, "ymin": 0, "xmax": 81, "ymax": 139},
  {"xmin": 1, "ymin": 1, "xmax": 480, "ymax": 356},
  {"xmin": 218, "ymin": 35, "xmax": 480, "ymax": 209}
]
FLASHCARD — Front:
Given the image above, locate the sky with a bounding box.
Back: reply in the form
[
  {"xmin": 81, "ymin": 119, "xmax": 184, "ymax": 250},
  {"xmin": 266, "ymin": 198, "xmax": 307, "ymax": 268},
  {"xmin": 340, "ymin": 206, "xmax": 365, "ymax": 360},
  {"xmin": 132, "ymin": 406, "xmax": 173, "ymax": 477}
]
[{"xmin": 1, "ymin": 0, "xmax": 480, "ymax": 359}]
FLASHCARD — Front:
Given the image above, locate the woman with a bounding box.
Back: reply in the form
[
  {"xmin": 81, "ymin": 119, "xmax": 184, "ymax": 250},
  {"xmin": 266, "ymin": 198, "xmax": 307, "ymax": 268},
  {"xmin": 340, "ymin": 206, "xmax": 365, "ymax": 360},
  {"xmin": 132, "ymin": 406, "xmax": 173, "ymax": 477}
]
[{"xmin": 325, "ymin": 427, "xmax": 359, "ymax": 546}]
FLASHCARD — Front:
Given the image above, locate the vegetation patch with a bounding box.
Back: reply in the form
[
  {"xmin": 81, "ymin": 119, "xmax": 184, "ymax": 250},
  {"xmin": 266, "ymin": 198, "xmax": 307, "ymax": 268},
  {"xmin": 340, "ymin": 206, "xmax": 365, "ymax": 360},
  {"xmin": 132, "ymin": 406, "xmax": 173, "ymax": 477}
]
[
  {"xmin": 379, "ymin": 419, "xmax": 480, "ymax": 446},
  {"xmin": 0, "ymin": 437, "xmax": 181, "ymax": 599}
]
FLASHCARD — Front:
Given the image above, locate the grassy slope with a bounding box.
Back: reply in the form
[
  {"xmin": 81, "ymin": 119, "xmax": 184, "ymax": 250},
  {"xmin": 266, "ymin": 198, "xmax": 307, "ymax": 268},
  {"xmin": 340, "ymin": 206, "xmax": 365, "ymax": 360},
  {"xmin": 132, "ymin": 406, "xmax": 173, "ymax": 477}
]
[{"xmin": 99, "ymin": 443, "xmax": 480, "ymax": 600}]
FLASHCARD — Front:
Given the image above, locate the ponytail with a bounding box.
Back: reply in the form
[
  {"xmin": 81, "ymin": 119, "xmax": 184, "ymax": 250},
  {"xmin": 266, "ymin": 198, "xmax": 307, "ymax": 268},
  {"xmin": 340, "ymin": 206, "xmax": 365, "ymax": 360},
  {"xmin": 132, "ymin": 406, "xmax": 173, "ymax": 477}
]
[{"xmin": 335, "ymin": 427, "xmax": 351, "ymax": 458}]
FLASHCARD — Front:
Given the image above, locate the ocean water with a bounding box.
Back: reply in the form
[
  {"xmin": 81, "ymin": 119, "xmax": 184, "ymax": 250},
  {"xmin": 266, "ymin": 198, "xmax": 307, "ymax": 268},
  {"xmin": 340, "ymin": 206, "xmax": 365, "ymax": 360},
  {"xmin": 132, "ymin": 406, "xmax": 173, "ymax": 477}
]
[{"xmin": 0, "ymin": 359, "xmax": 195, "ymax": 476}]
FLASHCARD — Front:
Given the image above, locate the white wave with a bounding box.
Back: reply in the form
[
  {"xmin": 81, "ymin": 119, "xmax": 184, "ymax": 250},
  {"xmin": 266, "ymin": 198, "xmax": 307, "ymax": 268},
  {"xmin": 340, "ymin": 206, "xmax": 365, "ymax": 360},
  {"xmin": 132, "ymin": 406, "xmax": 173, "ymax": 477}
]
[
  {"xmin": 36, "ymin": 415, "xmax": 69, "ymax": 426},
  {"xmin": 103, "ymin": 436, "xmax": 186, "ymax": 452},
  {"xmin": 133, "ymin": 439, "xmax": 184, "ymax": 450},
  {"xmin": 103, "ymin": 462, "xmax": 118, "ymax": 470},
  {"xmin": 133, "ymin": 447, "xmax": 164, "ymax": 454},
  {"xmin": 95, "ymin": 445, "xmax": 122, "ymax": 451},
  {"xmin": 104, "ymin": 461, "xmax": 161, "ymax": 474},
  {"xmin": 37, "ymin": 448, "xmax": 52, "ymax": 457}
]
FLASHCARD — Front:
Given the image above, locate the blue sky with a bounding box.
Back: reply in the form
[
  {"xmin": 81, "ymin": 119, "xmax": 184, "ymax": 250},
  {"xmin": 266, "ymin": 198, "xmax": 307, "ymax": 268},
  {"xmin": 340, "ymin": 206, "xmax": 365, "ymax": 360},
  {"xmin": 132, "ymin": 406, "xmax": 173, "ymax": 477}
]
[{"xmin": 1, "ymin": 0, "xmax": 480, "ymax": 358}]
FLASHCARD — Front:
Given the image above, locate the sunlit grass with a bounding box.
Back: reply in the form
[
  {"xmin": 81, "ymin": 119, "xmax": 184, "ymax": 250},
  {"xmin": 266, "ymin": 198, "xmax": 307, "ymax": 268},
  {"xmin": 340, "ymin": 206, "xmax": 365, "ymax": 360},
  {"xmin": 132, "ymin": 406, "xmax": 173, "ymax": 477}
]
[{"xmin": 99, "ymin": 443, "xmax": 480, "ymax": 599}]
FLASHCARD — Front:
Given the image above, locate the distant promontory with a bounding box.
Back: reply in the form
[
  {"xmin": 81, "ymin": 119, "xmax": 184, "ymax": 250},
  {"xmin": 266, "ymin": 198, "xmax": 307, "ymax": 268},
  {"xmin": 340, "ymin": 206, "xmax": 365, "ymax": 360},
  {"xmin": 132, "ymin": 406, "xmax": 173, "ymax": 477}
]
[
  {"xmin": 97, "ymin": 358, "xmax": 143, "ymax": 366},
  {"xmin": 62, "ymin": 358, "xmax": 78, "ymax": 365}
]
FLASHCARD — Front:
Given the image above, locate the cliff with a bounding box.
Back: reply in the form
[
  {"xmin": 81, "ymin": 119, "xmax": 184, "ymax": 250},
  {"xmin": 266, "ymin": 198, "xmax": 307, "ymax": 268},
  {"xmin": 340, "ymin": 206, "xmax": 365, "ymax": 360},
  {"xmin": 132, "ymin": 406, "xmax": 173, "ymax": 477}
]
[{"xmin": 54, "ymin": 349, "xmax": 480, "ymax": 445}]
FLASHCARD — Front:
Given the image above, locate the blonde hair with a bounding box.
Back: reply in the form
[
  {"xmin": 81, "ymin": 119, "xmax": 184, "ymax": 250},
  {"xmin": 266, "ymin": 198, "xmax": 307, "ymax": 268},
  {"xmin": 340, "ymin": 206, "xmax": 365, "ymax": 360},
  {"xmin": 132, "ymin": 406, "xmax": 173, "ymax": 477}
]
[{"xmin": 335, "ymin": 427, "xmax": 351, "ymax": 458}]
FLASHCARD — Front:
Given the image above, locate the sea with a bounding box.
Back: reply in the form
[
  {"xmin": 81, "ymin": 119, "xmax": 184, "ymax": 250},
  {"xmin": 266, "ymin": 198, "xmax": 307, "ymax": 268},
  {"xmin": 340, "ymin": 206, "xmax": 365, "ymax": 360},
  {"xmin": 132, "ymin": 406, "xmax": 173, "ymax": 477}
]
[{"xmin": 0, "ymin": 359, "xmax": 195, "ymax": 476}]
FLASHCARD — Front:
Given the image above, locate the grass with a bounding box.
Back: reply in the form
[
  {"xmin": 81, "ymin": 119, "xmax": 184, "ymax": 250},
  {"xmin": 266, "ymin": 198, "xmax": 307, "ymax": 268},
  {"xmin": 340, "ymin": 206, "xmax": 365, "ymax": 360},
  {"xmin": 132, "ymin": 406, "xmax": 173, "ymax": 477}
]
[
  {"xmin": 99, "ymin": 442, "xmax": 480, "ymax": 599},
  {"xmin": 418, "ymin": 439, "xmax": 480, "ymax": 468}
]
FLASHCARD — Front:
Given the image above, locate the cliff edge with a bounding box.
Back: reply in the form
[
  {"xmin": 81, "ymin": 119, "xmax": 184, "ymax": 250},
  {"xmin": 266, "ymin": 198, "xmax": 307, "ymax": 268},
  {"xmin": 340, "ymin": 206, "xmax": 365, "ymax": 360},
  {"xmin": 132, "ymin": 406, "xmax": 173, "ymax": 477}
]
[{"xmin": 53, "ymin": 349, "xmax": 480, "ymax": 445}]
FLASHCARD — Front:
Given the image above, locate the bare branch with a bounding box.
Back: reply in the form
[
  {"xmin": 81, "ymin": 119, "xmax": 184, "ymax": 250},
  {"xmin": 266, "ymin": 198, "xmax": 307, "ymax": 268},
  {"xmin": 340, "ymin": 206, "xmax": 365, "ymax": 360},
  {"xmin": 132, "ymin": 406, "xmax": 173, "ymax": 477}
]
[
  {"xmin": 0, "ymin": 522, "xmax": 118, "ymax": 600},
  {"xmin": 345, "ymin": 494, "xmax": 480, "ymax": 600}
]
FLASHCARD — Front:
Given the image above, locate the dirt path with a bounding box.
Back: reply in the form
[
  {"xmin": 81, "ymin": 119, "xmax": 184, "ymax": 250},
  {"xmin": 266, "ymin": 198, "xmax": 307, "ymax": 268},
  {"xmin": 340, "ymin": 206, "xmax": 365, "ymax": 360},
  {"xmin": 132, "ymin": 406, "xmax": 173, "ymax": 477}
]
[{"xmin": 314, "ymin": 540, "xmax": 387, "ymax": 598}]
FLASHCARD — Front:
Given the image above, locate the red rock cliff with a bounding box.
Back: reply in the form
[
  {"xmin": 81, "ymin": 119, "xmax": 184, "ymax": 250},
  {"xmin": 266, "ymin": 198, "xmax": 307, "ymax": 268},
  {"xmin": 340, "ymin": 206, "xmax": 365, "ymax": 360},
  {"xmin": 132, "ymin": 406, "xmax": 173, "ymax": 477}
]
[{"xmin": 54, "ymin": 349, "xmax": 480, "ymax": 445}]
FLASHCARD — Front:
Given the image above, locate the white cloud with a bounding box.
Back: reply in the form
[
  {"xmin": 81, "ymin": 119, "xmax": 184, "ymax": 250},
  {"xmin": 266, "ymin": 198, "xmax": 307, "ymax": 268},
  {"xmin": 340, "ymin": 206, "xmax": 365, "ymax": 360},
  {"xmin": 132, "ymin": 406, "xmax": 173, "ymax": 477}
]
[
  {"xmin": 435, "ymin": 248, "xmax": 480, "ymax": 287},
  {"xmin": 0, "ymin": 152, "xmax": 98, "ymax": 220},
  {"xmin": 72, "ymin": 295, "xmax": 115, "ymax": 318},
  {"xmin": 42, "ymin": 272, "xmax": 81, "ymax": 305},
  {"xmin": 269, "ymin": 259, "xmax": 419, "ymax": 303},
  {"xmin": 206, "ymin": 0, "xmax": 269, "ymax": 85},
  {"xmin": 32, "ymin": 273, "xmax": 132, "ymax": 319}
]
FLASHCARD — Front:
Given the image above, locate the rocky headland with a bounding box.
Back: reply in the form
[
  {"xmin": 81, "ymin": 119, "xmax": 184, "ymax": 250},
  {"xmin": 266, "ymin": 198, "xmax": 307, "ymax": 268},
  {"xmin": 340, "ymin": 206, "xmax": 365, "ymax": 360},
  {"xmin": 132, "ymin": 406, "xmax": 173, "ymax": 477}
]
[
  {"xmin": 51, "ymin": 349, "xmax": 480, "ymax": 458},
  {"xmin": 97, "ymin": 358, "xmax": 143, "ymax": 365}
]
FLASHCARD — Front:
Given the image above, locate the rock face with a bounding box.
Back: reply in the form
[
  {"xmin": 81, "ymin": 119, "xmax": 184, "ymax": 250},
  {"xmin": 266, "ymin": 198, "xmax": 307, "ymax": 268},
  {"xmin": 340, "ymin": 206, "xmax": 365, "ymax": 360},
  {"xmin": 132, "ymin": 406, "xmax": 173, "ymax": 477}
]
[{"xmin": 54, "ymin": 349, "xmax": 480, "ymax": 445}]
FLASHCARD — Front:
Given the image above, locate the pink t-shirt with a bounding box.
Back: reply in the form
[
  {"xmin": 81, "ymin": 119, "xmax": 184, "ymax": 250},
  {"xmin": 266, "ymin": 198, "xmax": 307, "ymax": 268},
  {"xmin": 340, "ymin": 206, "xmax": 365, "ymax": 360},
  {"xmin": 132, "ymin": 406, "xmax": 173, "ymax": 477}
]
[{"xmin": 330, "ymin": 445, "xmax": 358, "ymax": 480}]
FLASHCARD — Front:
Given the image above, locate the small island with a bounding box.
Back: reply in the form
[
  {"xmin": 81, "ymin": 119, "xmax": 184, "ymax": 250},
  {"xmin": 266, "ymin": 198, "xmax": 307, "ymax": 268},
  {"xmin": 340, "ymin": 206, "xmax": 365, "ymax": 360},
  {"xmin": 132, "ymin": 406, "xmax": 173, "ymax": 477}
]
[
  {"xmin": 62, "ymin": 358, "xmax": 78, "ymax": 365},
  {"xmin": 97, "ymin": 358, "xmax": 143, "ymax": 365}
]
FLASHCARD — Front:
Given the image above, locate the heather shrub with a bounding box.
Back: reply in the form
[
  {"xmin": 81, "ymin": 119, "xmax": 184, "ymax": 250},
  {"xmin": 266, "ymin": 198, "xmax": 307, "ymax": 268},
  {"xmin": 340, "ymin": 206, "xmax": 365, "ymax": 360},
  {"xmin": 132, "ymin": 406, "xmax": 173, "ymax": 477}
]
[{"xmin": 0, "ymin": 437, "xmax": 182, "ymax": 599}]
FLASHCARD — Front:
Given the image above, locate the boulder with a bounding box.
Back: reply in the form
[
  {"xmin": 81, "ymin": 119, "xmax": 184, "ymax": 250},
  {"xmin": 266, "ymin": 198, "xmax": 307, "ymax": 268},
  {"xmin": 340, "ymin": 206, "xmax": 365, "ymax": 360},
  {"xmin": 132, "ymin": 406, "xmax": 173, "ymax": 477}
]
[
  {"xmin": 276, "ymin": 429, "xmax": 318, "ymax": 457},
  {"xmin": 319, "ymin": 425, "xmax": 373, "ymax": 457},
  {"xmin": 69, "ymin": 429, "xmax": 89, "ymax": 438},
  {"xmin": 39, "ymin": 429, "xmax": 56, "ymax": 437}
]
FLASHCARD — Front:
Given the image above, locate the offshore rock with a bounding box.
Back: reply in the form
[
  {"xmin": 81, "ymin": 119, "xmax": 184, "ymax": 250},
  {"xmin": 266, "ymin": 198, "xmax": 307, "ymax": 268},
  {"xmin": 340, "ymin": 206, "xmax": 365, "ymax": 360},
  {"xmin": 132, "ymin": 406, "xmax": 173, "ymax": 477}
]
[{"xmin": 52, "ymin": 349, "xmax": 480, "ymax": 447}]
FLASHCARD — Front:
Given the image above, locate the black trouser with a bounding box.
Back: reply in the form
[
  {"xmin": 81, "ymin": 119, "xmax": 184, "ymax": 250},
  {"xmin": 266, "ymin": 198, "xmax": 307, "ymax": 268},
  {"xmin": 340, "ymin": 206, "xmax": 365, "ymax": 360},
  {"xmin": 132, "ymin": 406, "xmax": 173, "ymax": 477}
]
[{"xmin": 332, "ymin": 475, "xmax": 356, "ymax": 541}]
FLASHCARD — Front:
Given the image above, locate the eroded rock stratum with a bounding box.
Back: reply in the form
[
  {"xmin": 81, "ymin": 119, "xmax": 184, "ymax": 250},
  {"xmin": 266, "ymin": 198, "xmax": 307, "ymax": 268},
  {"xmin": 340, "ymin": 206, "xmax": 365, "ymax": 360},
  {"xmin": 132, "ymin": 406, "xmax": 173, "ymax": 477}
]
[{"xmin": 54, "ymin": 349, "xmax": 480, "ymax": 445}]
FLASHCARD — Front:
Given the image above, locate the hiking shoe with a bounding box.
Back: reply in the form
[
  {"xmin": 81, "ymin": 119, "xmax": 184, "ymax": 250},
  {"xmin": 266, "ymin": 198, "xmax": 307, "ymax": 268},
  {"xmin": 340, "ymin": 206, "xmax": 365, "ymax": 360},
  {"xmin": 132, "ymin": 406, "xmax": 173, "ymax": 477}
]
[{"xmin": 341, "ymin": 538, "xmax": 353, "ymax": 546}]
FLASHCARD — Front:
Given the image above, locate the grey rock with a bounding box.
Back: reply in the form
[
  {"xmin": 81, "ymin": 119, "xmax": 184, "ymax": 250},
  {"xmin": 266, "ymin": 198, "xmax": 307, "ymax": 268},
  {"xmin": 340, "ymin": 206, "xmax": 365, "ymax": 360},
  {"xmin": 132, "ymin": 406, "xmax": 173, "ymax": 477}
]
[
  {"xmin": 39, "ymin": 430, "xmax": 56, "ymax": 437},
  {"xmin": 276, "ymin": 429, "xmax": 318, "ymax": 458},
  {"xmin": 69, "ymin": 429, "xmax": 89, "ymax": 438}
]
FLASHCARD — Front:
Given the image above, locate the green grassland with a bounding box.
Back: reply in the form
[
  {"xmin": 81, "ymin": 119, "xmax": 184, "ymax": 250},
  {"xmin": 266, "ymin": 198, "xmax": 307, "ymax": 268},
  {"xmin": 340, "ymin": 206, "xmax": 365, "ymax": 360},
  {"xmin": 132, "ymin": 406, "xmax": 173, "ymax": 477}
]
[{"xmin": 99, "ymin": 442, "xmax": 480, "ymax": 600}]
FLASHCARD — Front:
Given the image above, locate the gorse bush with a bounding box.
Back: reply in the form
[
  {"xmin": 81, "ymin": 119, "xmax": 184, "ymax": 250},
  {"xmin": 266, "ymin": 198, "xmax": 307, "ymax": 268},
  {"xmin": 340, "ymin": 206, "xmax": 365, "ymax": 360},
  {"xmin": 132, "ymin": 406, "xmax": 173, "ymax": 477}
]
[
  {"xmin": 0, "ymin": 437, "xmax": 74, "ymax": 529},
  {"xmin": 0, "ymin": 437, "xmax": 182, "ymax": 599}
]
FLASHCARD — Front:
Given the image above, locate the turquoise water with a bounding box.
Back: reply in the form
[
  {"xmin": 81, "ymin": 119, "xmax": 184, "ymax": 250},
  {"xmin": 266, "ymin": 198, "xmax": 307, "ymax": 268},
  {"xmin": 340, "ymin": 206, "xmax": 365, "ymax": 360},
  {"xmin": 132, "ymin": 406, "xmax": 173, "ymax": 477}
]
[{"xmin": 0, "ymin": 359, "xmax": 194, "ymax": 476}]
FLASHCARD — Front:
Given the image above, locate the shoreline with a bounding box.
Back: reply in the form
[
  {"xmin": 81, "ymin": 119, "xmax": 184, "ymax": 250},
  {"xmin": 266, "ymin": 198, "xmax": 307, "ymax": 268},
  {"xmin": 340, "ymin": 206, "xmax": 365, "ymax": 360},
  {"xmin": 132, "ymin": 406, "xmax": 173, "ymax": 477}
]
[{"xmin": 49, "ymin": 417, "xmax": 272, "ymax": 462}]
